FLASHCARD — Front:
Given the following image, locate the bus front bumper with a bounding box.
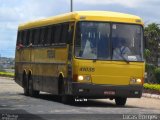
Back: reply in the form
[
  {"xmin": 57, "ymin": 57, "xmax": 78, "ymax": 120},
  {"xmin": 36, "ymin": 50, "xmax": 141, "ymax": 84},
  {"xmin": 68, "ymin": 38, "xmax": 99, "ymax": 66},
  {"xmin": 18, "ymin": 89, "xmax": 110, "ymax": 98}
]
[{"xmin": 72, "ymin": 83, "xmax": 143, "ymax": 98}]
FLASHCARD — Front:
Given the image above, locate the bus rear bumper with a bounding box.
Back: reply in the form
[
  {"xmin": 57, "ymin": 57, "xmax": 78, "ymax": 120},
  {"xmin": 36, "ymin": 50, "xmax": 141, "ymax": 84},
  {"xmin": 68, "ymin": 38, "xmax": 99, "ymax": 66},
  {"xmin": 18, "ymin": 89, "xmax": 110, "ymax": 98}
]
[{"xmin": 72, "ymin": 83, "xmax": 143, "ymax": 98}]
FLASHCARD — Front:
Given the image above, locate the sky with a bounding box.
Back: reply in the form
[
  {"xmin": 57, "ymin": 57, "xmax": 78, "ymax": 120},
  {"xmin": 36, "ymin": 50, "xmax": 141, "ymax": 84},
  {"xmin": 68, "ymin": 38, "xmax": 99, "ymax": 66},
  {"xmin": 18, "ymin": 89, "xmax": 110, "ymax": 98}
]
[{"xmin": 0, "ymin": 0, "xmax": 160, "ymax": 58}]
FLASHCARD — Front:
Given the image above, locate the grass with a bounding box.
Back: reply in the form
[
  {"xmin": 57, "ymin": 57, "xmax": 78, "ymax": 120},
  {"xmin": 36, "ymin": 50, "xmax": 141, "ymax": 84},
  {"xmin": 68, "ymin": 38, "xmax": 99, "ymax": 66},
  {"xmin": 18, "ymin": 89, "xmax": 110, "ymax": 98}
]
[
  {"xmin": 0, "ymin": 71, "xmax": 14, "ymax": 77},
  {"xmin": 144, "ymin": 83, "xmax": 160, "ymax": 91}
]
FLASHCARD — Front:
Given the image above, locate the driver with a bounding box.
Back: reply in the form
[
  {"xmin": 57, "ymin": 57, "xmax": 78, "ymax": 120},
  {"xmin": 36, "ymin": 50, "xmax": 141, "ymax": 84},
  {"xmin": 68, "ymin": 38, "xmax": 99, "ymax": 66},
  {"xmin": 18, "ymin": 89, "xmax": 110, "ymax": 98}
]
[{"xmin": 113, "ymin": 38, "xmax": 131, "ymax": 60}]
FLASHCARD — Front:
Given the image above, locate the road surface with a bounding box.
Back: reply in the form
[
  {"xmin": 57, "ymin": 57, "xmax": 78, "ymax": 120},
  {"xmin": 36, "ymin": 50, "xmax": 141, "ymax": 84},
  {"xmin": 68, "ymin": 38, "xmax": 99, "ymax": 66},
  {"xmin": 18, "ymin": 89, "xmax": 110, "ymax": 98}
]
[{"xmin": 0, "ymin": 77, "xmax": 159, "ymax": 120}]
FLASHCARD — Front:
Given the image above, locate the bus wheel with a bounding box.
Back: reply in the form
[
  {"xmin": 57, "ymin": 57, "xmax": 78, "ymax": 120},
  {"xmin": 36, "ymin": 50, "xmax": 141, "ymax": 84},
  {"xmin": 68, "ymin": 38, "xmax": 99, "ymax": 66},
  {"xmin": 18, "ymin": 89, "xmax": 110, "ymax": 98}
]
[
  {"xmin": 115, "ymin": 97, "xmax": 127, "ymax": 106},
  {"xmin": 28, "ymin": 75, "xmax": 39, "ymax": 97},
  {"xmin": 61, "ymin": 95, "xmax": 74, "ymax": 104},
  {"xmin": 60, "ymin": 78, "xmax": 74, "ymax": 104},
  {"xmin": 23, "ymin": 73, "xmax": 29, "ymax": 96}
]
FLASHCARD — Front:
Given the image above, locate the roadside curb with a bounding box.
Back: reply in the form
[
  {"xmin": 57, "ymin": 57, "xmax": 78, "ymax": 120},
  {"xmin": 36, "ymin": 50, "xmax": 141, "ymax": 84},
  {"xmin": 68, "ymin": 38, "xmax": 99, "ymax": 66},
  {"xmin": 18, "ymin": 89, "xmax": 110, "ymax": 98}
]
[{"xmin": 142, "ymin": 93, "xmax": 160, "ymax": 99}]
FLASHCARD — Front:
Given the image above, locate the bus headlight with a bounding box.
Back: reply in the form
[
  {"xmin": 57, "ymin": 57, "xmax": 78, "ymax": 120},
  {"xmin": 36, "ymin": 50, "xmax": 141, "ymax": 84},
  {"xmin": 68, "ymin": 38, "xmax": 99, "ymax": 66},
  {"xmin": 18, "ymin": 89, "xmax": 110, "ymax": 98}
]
[
  {"xmin": 136, "ymin": 79, "xmax": 142, "ymax": 83},
  {"xmin": 130, "ymin": 78, "xmax": 142, "ymax": 84},
  {"xmin": 77, "ymin": 75, "xmax": 91, "ymax": 82},
  {"xmin": 78, "ymin": 75, "xmax": 84, "ymax": 81}
]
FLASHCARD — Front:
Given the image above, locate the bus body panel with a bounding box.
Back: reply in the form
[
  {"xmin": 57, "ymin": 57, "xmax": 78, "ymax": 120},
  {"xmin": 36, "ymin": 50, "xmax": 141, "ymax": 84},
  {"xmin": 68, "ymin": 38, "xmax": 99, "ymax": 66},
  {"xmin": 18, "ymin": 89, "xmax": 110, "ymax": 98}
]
[
  {"xmin": 15, "ymin": 45, "xmax": 68, "ymax": 94},
  {"xmin": 73, "ymin": 59, "xmax": 144, "ymax": 85},
  {"xmin": 71, "ymin": 60, "xmax": 144, "ymax": 98}
]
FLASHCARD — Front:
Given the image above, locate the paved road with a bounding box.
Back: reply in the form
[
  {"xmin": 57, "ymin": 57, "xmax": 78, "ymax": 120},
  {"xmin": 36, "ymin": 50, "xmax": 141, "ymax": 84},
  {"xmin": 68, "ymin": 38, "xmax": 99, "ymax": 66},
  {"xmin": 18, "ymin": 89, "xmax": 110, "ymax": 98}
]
[{"xmin": 0, "ymin": 77, "xmax": 159, "ymax": 120}]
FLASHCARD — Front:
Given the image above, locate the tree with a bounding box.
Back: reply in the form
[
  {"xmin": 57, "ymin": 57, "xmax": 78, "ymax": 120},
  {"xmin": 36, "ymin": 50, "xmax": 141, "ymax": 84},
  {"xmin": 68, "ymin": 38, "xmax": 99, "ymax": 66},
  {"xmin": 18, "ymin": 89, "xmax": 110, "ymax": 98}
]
[{"xmin": 145, "ymin": 23, "xmax": 160, "ymax": 66}]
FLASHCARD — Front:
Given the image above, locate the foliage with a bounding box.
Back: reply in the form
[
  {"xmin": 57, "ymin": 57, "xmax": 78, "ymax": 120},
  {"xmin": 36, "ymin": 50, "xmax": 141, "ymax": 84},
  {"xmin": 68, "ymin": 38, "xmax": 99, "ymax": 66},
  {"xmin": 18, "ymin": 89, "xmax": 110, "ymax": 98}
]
[
  {"xmin": 154, "ymin": 68, "xmax": 160, "ymax": 83},
  {"xmin": 144, "ymin": 49, "xmax": 151, "ymax": 58},
  {"xmin": 144, "ymin": 23, "xmax": 160, "ymax": 67},
  {"xmin": 144, "ymin": 83, "xmax": 160, "ymax": 91},
  {"xmin": 144, "ymin": 23, "xmax": 160, "ymax": 83},
  {"xmin": 145, "ymin": 63, "xmax": 156, "ymax": 83},
  {"xmin": 145, "ymin": 63, "xmax": 156, "ymax": 72},
  {"xmin": 0, "ymin": 72, "xmax": 14, "ymax": 77}
]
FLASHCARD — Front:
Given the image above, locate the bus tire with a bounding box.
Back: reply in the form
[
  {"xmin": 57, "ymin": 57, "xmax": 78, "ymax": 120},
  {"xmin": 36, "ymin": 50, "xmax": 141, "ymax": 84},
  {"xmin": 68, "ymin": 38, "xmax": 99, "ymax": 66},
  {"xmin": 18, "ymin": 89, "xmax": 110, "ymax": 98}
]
[
  {"xmin": 28, "ymin": 75, "xmax": 39, "ymax": 97},
  {"xmin": 115, "ymin": 97, "xmax": 127, "ymax": 106},
  {"xmin": 61, "ymin": 95, "xmax": 74, "ymax": 104},
  {"xmin": 59, "ymin": 77, "xmax": 74, "ymax": 104},
  {"xmin": 23, "ymin": 73, "xmax": 29, "ymax": 96}
]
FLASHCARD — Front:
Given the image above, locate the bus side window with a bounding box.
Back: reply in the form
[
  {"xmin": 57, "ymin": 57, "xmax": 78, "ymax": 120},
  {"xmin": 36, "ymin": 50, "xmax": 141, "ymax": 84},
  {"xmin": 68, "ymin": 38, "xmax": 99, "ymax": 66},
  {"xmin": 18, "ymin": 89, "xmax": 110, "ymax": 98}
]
[
  {"xmin": 61, "ymin": 23, "xmax": 69, "ymax": 44},
  {"xmin": 32, "ymin": 29, "xmax": 36, "ymax": 45},
  {"xmin": 26, "ymin": 30, "xmax": 30, "ymax": 46},
  {"xmin": 21, "ymin": 31, "xmax": 24, "ymax": 45},
  {"xmin": 47, "ymin": 26, "xmax": 53, "ymax": 45},
  {"xmin": 54, "ymin": 24, "xmax": 62, "ymax": 44},
  {"xmin": 40, "ymin": 28, "xmax": 45, "ymax": 45},
  {"xmin": 23, "ymin": 30, "xmax": 30, "ymax": 46},
  {"xmin": 32, "ymin": 29, "xmax": 35, "ymax": 46},
  {"xmin": 44, "ymin": 27, "xmax": 48, "ymax": 45},
  {"xmin": 37, "ymin": 29, "xmax": 41, "ymax": 45},
  {"xmin": 29, "ymin": 29, "xmax": 34, "ymax": 46},
  {"xmin": 16, "ymin": 31, "xmax": 25, "ymax": 49},
  {"xmin": 23, "ymin": 30, "xmax": 27, "ymax": 46},
  {"xmin": 51, "ymin": 25, "xmax": 55, "ymax": 45},
  {"xmin": 33, "ymin": 29, "xmax": 40, "ymax": 45}
]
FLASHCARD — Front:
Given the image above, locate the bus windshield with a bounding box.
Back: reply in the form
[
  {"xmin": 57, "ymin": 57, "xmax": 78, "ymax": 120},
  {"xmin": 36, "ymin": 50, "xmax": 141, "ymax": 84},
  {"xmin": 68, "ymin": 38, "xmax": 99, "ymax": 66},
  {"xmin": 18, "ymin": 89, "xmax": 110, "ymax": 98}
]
[{"xmin": 75, "ymin": 22, "xmax": 143, "ymax": 62}]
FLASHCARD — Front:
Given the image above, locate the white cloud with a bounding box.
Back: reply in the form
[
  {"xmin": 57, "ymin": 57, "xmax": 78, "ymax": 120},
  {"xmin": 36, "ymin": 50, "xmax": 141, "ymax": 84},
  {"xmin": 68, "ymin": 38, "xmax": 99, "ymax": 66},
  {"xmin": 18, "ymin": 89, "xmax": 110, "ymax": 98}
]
[
  {"xmin": 0, "ymin": 0, "xmax": 160, "ymax": 57},
  {"xmin": 0, "ymin": 0, "xmax": 69, "ymax": 57},
  {"xmin": 0, "ymin": 0, "xmax": 68, "ymax": 23},
  {"xmin": 76, "ymin": 0, "xmax": 152, "ymax": 8},
  {"xmin": 0, "ymin": 22, "xmax": 18, "ymax": 30}
]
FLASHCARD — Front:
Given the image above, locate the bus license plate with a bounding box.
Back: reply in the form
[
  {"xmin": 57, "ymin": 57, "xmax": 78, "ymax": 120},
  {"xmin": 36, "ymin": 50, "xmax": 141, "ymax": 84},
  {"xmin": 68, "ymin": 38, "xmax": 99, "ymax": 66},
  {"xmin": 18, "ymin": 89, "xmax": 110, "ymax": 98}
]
[{"xmin": 104, "ymin": 91, "xmax": 115, "ymax": 95}]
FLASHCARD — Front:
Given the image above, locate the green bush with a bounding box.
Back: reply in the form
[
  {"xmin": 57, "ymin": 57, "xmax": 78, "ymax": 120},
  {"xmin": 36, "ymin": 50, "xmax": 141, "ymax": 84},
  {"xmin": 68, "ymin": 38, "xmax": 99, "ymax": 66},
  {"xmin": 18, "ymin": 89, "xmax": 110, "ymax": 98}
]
[
  {"xmin": 154, "ymin": 68, "xmax": 160, "ymax": 83},
  {"xmin": 145, "ymin": 63, "xmax": 156, "ymax": 72},
  {"xmin": 144, "ymin": 83, "xmax": 160, "ymax": 91},
  {"xmin": 144, "ymin": 49, "xmax": 151, "ymax": 58},
  {"xmin": 0, "ymin": 72, "xmax": 14, "ymax": 77},
  {"xmin": 145, "ymin": 64, "xmax": 156, "ymax": 83}
]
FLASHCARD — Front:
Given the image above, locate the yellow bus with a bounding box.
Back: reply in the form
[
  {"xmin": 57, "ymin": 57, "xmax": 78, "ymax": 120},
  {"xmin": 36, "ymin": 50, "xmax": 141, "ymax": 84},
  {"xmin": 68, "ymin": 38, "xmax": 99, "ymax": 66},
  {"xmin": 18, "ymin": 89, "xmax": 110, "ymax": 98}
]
[{"xmin": 15, "ymin": 11, "xmax": 145, "ymax": 106}]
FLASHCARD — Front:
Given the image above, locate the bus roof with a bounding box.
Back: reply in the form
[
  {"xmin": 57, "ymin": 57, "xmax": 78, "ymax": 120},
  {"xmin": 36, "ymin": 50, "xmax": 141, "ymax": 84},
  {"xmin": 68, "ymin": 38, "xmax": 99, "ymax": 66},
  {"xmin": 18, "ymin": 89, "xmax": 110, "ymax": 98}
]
[{"xmin": 19, "ymin": 11, "xmax": 143, "ymax": 30}]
